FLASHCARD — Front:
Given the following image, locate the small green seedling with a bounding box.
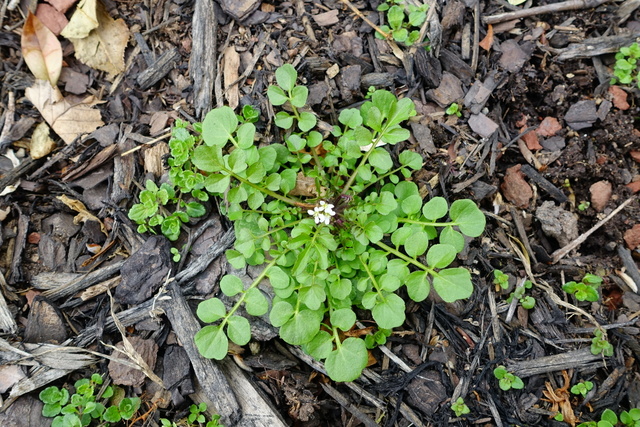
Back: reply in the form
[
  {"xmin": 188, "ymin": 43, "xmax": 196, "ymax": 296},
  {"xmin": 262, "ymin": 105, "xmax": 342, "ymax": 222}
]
[
  {"xmin": 170, "ymin": 247, "xmax": 181, "ymax": 262},
  {"xmin": 621, "ymin": 408, "xmax": 640, "ymax": 427},
  {"xmin": 570, "ymin": 380, "xmax": 594, "ymax": 398},
  {"xmin": 39, "ymin": 373, "xmax": 140, "ymax": 427},
  {"xmin": 493, "ymin": 269, "xmax": 509, "ymax": 290},
  {"xmin": 445, "ymin": 103, "xmax": 462, "ymax": 117},
  {"xmin": 577, "ymin": 201, "xmax": 590, "ymax": 211},
  {"xmin": 376, "ymin": 0, "xmax": 429, "ymax": 46},
  {"xmin": 611, "ymin": 42, "xmax": 640, "ymax": 88},
  {"xmin": 591, "ymin": 328, "xmax": 614, "ymax": 356},
  {"xmin": 506, "ymin": 280, "xmax": 536, "ymax": 309},
  {"xmin": 554, "ymin": 413, "xmax": 564, "ymax": 422},
  {"xmin": 160, "ymin": 402, "xmax": 224, "ymax": 427},
  {"xmin": 365, "ymin": 86, "xmax": 376, "ymax": 99},
  {"xmin": 563, "ymin": 273, "xmax": 603, "ymax": 302},
  {"xmin": 578, "ymin": 409, "xmax": 618, "ymax": 427},
  {"xmin": 493, "ymin": 365, "xmax": 524, "ymax": 391},
  {"xmin": 364, "ymin": 328, "xmax": 392, "ymax": 349},
  {"xmin": 451, "ymin": 397, "xmax": 470, "ymax": 417}
]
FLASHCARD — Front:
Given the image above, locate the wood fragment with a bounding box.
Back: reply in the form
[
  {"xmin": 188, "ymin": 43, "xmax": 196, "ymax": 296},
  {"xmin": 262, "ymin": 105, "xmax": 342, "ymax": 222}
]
[
  {"xmin": 8, "ymin": 211, "xmax": 28, "ymax": 284},
  {"xmin": 555, "ymin": 35, "xmax": 639, "ymax": 60},
  {"xmin": 483, "ymin": 0, "xmax": 610, "ymax": 25},
  {"xmin": 507, "ymin": 348, "xmax": 605, "ymax": 378},
  {"xmin": 551, "ymin": 196, "xmax": 635, "ymax": 263},
  {"xmin": 617, "ymin": 244, "xmax": 640, "ymax": 293},
  {"xmin": 321, "ymin": 383, "xmax": 378, "ymax": 427},
  {"xmin": 0, "ymin": 285, "xmax": 17, "ymax": 334},
  {"xmin": 136, "ymin": 48, "xmax": 182, "ymax": 91},
  {"xmin": 41, "ymin": 261, "xmax": 124, "ymax": 301}
]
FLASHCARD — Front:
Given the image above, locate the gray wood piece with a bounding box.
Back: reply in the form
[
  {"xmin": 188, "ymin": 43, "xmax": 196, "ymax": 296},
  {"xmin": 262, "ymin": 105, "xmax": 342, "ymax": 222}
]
[
  {"xmin": 507, "ymin": 348, "xmax": 605, "ymax": 378},
  {"xmin": 23, "ymin": 296, "xmax": 67, "ymax": 344},
  {"xmin": 41, "ymin": 260, "xmax": 124, "ymax": 301},
  {"xmin": 163, "ymin": 280, "xmax": 241, "ymax": 426},
  {"xmin": 0, "ymin": 283, "xmax": 17, "ymax": 334},
  {"xmin": 320, "ymin": 383, "xmax": 377, "ymax": 427},
  {"xmin": 0, "ymin": 395, "xmax": 46, "ymax": 426},
  {"xmin": 110, "ymin": 135, "xmax": 135, "ymax": 204},
  {"xmin": 136, "ymin": 48, "xmax": 182, "ymax": 91},
  {"xmin": 520, "ymin": 164, "xmax": 568, "ymax": 203},
  {"xmin": 190, "ymin": 0, "xmax": 218, "ymax": 119},
  {"xmin": 556, "ymin": 35, "xmax": 639, "ymax": 61},
  {"xmin": 8, "ymin": 211, "xmax": 28, "ymax": 284}
]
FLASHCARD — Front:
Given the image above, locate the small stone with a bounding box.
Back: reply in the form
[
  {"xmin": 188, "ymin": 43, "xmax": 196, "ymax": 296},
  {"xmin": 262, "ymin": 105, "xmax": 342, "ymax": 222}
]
[
  {"xmin": 312, "ymin": 10, "xmax": 339, "ymax": 26},
  {"xmin": 536, "ymin": 201, "xmax": 579, "ymax": 247},
  {"xmin": 426, "ymin": 72, "xmax": 464, "ymax": 107},
  {"xmin": 589, "ymin": 180, "xmax": 613, "ymax": 212},
  {"xmin": 630, "ymin": 151, "xmax": 640, "ymax": 163},
  {"xmin": 608, "ymin": 85, "xmax": 630, "ymax": 110},
  {"xmin": 540, "ymin": 136, "xmax": 565, "ymax": 151},
  {"xmin": 468, "ymin": 113, "xmax": 499, "ymax": 138},
  {"xmin": 624, "ymin": 225, "xmax": 640, "ymax": 250},
  {"xmin": 565, "ymin": 100, "xmax": 598, "ymax": 130},
  {"xmin": 501, "ymin": 164, "xmax": 532, "ymax": 208},
  {"xmin": 536, "ymin": 117, "xmax": 562, "ymax": 137},
  {"xmin": 627, "ymin": 180, "xmax": 640, "ymax": 193}
]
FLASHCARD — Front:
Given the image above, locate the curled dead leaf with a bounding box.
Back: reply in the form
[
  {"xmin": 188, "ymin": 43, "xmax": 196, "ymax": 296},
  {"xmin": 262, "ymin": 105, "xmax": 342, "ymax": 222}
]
[
  {"xmin": 60, "ymin": 0, "xmax": 98, "ymax": 39},
  {"xmin": 21, "ymin": 12, "xmax": 63, "ymax": 85},
  {"xmin": 30, "ymin": 122, "xmax": 57, "ymax": 159},
  {"xmin": 56, "ymin": 194, "xmax": 107, "ymax": 235}
]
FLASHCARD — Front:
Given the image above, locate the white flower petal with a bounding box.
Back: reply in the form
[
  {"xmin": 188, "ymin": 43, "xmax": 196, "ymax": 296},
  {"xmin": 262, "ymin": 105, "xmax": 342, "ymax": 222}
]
[{"xmin": 308, "ymin": 209, "xmax": 315, "ymax": 216}]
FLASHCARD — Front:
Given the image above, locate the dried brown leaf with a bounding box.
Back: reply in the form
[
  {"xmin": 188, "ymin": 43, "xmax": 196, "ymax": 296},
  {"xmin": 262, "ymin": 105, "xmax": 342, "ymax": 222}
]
[
  {"xmin": 25, "ymin": 80, "xmax": 104, "ymax": 144},
  {"xmin": 479, "ymin": 24, "xmax": 494, "ymax": 51},
  {"xmin": 67, "ymin": 0, "xmax": 129, "ymax": 75},
  {"xmin": 60, "ymin": 0, "xmax": 98, "ymax": 39},
  {"xmin": 56, "ymin": 194, "xmax": 107, "ymax": 235},
  {"xmin": 21, "ymin": 12, "xmax": 63, "ymax": 85}
]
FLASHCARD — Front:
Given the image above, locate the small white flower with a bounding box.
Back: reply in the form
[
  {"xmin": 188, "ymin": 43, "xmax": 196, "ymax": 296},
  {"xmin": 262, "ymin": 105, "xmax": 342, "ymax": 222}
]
[
  {"xmin": 308, "ymin": 200, "xmax": 336, "ymax": 225},
  {"xmin": 360, "ymin": 140, "xmax": 386, "ymax": 152}
]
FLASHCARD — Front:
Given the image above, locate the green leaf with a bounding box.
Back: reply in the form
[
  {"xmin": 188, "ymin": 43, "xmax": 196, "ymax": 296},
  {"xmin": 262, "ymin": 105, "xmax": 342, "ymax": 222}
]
[
  {"xmin": 449, "ymin": 199, "xmax": 486, "ymax": 237},
  {"xmin": 432, "ymin": 268, "xmax": 473, "ymax": 302},
  {"xmin": 364, "ymin": 221, "xmax": 383, "ymax": 243},
  {"xmin": 195, "ymin": 325, "xmax": 228, "ymax": 359},
  {"xmin": 245, "ymin": 288, "xmax": 268, "ymax": 316},
  {"xmin": 269, "ymin": 301, "xmax": 295, "ymax": 327},
  {"xmin": 361, "ymin": 291, "xmax": 377, "ymax": 309},
  {"xmin": 325, "ymin": 338, "xmax": 368, "ymax": 382},
  {"xmin": 267, "ymin": 86, "xmax": 288, "ymax": 106},
  {"xmin": 331, "ymin": 308, "xmax": 356, "ymax": 331},
  {"xmin": 202, "ymin": 106, "xmax": 238, "ymax": 147},
  {"xmin": 280, "ymin": 309, "xmax": 322, "ymax": 345},
  {"xmin": 406, "ymin": 271, "xmax": 430, "ymax": 301},
  {"xmin": 103, "ymin": 406, "xmax": 121, "ymax": 423},
  {"xmin": 372, "ymin": 293, "xmax": 405, "ymax": 329},
  {"xmin": 185, "ymin": 202, "xmax": 206, "ymax": 218},
  {"xmin": 298, "ymin": 112, "xmax": 317, "ymax": 132},
  {"xmin": 227, "ymin": 315, "xmax": 251, "ymax": 345},
  {"xmin": 377, "ymin": 191, "xmax": 398, "ymax": 215},
  {"xmin": 379, "ymin": 274, "xmax": 401, "ymax": 292},
  {"xmin": 299, "ymin": 285, "xmax": 326, "ymax": 310},
  {"xmin": 275, "ymin": 111, "xmax": 294, "ymax": 129},
  {"xmin": 302, "ymin": 330, "xmax": 333, "ymax": 360},
  {"xmin": 439, "ymin": 226, "xmax": 465, "ymax": 252},
  {"xmin": 275, "ymin": 63, "xmax": 297, "ymax": 92},
  {"xmin": 422, "ymin": 197, "xmax": 448, "ymax": 220},
  {"xmin": 193, "ymin": 145, "xmax": 224, "ymax": 172},
  {"xmin": 339, "ymin": 108, "xmax": 363, "ymax": 128},
  {"xmin": 426, "ymin": 244, "xmax": 457, "ymax": 269},
  {"xmin": 42, "ymin": 402, "xmax": 62, "ymax": 417},
  {"xmin": 228, "ymin": 148, "xmax": 247, "ymax": 173},
  {"xmin": 329, "ymin": 278, "xmax": 352, "ymax": 300},
  {"xmin": 401, "ymin": 194, "xmax": 422, "ymax": 215},
  {"xmin": 404, "ymin": 230, "xmax": 429, "ymax": 257},
  {"xmin": 197, "ymin": 298, "xmax": 227, "ymax": 323},
  {"xmin": 220, "ymin": 275, "xmax": 244, "ymax": 297},
  {"xmin": 237, "ymin": 123, "xmax": 256, "ymax": 149},
  {"xmin": 267, "ymin": 266, "xmax": 290, "ymax": 289},
  {"xmin": 399, "ymin": 150, "xmax": 423, "ymax": 169},
  {"xmin": 290, "ymin": 85, "xmax": 308, "ymax": 108},
  {"xmin": 246, "ymin": 162, "xmax": 266, "ymax": 183},
  {"xmin": 369, "ymin": 147, "xmax": 393, "ymax": 172}
]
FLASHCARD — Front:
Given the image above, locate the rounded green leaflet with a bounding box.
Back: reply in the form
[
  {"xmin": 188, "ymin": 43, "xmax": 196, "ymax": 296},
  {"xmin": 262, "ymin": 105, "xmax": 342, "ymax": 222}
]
[
  {"xmin": 193, "ymin": 145, "xmax": 224, "ymax": 172},
  {"xmin": 298, "ymin": 112, "xmax": 317, "ymax": 132},
  {"xmin": 401, "ymin": 194, "xmax": 423, "ymax": 215},
  {"xmin": 302, "ymin": 330, "xmax": 333, "ymax": 360},
  {"xmin": 361, "ymin": 291, "xmax": 377, "ymax": 309},
  {"xmin": 275, "ymin": 63, "xmax": 297, "ymax": 92},
  {"xmin": 227, "ymin": 315, "xmax": 251, "ymax": 345},
  {"xmin": 329, "ymin": 278, "xmax": 352, "ymax": 300},
  {"xmin": 369, "ymin": 148, "xmax": 393, "ymax": 172},
  {"xmin": 279, "ymin": 309, "xmax": 322, "ymax": 345},
  {"xmin": 399, "ymin": 150, "xmax": 423, "ymax": 170},
  {"xmin": 196, "ymin": 297, "xmax": 227, "ymax": 323},
  {"xmin": 391, "ymin": 225, "xmax": 412, "ymax": 246},
  {"xmin": 377, "ymin": 191, "xmax": 397, "ymax": 215},
  {"xmin": 432, "ymin": 267, "xmax": 473, "ymax": 302},
  {"xmin": 245, "ymin": 288, "xmax": 268, "ymax": 316},
  {"xmin": 404, "ymin": 229, "xmax": 429, "ymax": 257},
  {"xmin": 220, "ymin": 275, "xmax": 244, "ymax": 297},
  {"xmin": 236, "ymin": 123, "xmax": 256, "ymax": 149},
  {"xmin": 202, "ymin": 106, "xmax": 238, "ymax": 147},
  {"xmin": 290, "ymin": 85, "xmax": 308, "ymax": 108},
  {"xmin": 299, "ymin": 285, "xmax": 326, "ymax": 310},
  {"xmin": 195, "ymin": 325, "xmax": 229, "ymax": 359},
  {"xmin": 426, "ymin": 244, "xmax": 457, "ymax": 269},
  {"xmin": 267, "ymin": 266, "xmax": 290, "ymax": 289},
  {"xmin": 422, "ymin": 196, "xmax": 448, "ymax": 220},
  {"xmin": 372, "ymin": 293, "xmax": 405, "ymax": 329},
  {"xmin": 338, "ymin": 108, "xmax": 363, "ymax": 128},
  {"xmin": 379, "ymin": 274, "xmax": 401, "ymax": 292},
  {"xmin": 449, "ymin": 199, "xmax": 486, "ymax": 237},
  {"xmin": 227, "ymin": 148, "xmax": 247, "ymax": 173},
  {"xmin": 275, "ymin": 111, "xmax": 294, "ymax": 129},
  {"xmin": 406, "ymin": 271, "xmax": 429, "ymax": 301},
  {"xmin": 331, "ymin": 308, "xmax": 356, "ymax": 331},
  {"xmin": 439, "ymin": 226, "xmax": 465, "ymax": 253},
  {"xmin": 269, "ymin": 300, "xmax": 294, "ymax": 327},
  {"xmin": 246, "ymin": 162, "xmax": 266, "ymax": 184},
  {"xmin": 324, "ymin": 338, "xmax": 368, "ymax": 382},
  {"xmin": 267, "ymin": 85, "xmax": 288, "ymax": 106}
]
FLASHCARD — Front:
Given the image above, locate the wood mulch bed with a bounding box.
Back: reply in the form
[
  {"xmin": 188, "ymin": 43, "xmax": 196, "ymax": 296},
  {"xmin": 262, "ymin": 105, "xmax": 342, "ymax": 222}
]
[{"xmin": 1, "ymin": 0, "xmax": 640, "ymax": 426}]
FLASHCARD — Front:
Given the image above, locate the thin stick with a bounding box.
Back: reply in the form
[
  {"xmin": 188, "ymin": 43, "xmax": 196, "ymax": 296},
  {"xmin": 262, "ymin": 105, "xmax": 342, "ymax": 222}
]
[
  {"xmin": 340, "ymin": 0, "xmax": 390, "ymax": 39},
  {"xmin": 483, "ymin": 0, "xmax": 610, "ymax": 25},
  {"xmin": 551, "ymin": 196, "xmax": 635, "ymax": 263}
]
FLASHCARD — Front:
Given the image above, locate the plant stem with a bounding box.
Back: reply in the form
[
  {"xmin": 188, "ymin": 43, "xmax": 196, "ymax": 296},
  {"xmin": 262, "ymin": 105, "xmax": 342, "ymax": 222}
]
[
  {"xmin": 226, "ymin": 169, "xmax": 316, "ymax": 209},
  {"xmin": 397, "ymin": 218, "xmax": 456, "ymax": 227},
  {"xmin": 342, "ymin": 133, "xmax": 384, "ymax": 194},
  {"xmin": 374, "ymin": 240, "xmax": 432, "ymax": 272}
]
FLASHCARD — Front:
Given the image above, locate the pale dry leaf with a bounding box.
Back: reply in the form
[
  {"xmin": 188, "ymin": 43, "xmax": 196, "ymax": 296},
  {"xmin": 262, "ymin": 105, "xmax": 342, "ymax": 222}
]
[
  {"xmin": 67, "ymin": 0, "xmax": 129, "ymax": 75},
  {"xmin": 56, "ymin": 194, "xmax": 107, "ymax": 235},
  {"xmin": 21, "ymin": 12, "xmax": 63, "ymax": 85},
  {"xmin": 30, "ymin": 122, "xmax": 57, "ymax": 159},
  {"xmin": 223, "ymin": 46, "xmax": 240, "ymax": 110},
  {"xmin": 26, "ymin": 80, "xmax": 103, "ymax": 144},
  {"xmin": 60, "ymin": 0, "xmax": 98, "ymax": 39}
]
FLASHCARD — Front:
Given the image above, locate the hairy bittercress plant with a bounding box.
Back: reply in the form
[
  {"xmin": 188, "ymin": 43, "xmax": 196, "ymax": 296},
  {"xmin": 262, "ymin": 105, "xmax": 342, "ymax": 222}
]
[{"xmin": 130, "ymin": 64, "xmax": 485, "ymax": 382}]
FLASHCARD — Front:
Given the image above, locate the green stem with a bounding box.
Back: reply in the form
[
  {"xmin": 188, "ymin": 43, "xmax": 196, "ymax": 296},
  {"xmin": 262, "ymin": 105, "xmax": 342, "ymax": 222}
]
[
  {"xmin": 360, "ymin": 165, "xmax": 405, "ymax": 193},
  {"xmin": 374, "ymin": 240, "xmax": 432, "ymax": 273},
  {"xmin": 397, "ymin": 218, "xmax": 457, "ymax": 228},
  {"xmin": 357, "ymin": 254, "xmax": 382, "ymax": 294},
  {"xmin": 225, "ymin": 168, "xmax": 315, "ymax": 208},
  {"xmin": 254, "ymin": 218, "xmax": 304, "ymax": 240},
  {"xmin": 342, "ymin": 133, "xmax": 384, "ymax": 195}
]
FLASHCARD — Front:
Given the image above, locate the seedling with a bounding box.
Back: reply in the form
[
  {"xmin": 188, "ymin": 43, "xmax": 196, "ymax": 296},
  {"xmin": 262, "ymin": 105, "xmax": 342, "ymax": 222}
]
[
  {"xmin": 130, "ymin": 64, "xmax": 486, "ymax": 382},
  {"xmin": 563, "ymin": 274, "xmax": 603, "ymax": 302},
  {"xmin": 445, "ymin": 103, "xmax": 462, "ymax": 117},
  {"xmin": 493, "ymin": 365, "xmax": 524, "ymax": 391},
  {"xmin": 578, "ymin": 409, "xmax": 618, "ymax": 427},
  {"xmin": 493, "ymin": 269, "xmax": 509, "ymax": 290},
  {"xmin": 611, "ymin": 42, "xmax": 640, "ymax": 88},
  {"xmin": 451, "ymin": 397, "xmax": 470, "ymax": 417},
  {"xmin": 39, "ymin": 373, "xmax": 140, "ymax": 427},
  {"xmin": 570, "ymin": 380, "xmax": 594, "ymax": 398},
  {"xmin": 621, "ymin": 408, "xmax": 640, "ymax": 427},
  {"xmin": 577, "ymin": 201, "xmax": 590, "ymax": 211},
  {"xmin": 160, "ymin": 402, "xmax": 224, "ymax": 427},
  {"xmin": 591, "ymin": 328, "xmax": 614, "ymax": 356},
  {"xmin": 376, "ymin": 0, "xmax": 429, "ymax": 46},
  {"xmin": 506, "ymin": 280, "xmax": 536, "ymax": 309},
  {"xmin": 365, "ymin": 86, "xmax": 376, "ymax": 99}
]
